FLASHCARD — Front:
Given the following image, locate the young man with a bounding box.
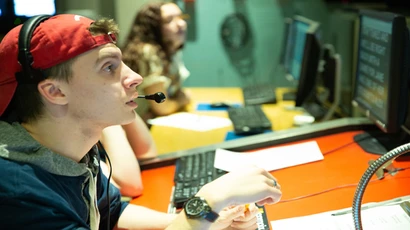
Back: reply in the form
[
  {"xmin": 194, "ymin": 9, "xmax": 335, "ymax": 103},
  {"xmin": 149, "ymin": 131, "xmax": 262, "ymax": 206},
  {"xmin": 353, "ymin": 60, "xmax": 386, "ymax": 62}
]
[{"xmin": 0, "ymin": 14, "xmax": 282, "ymax": 229}]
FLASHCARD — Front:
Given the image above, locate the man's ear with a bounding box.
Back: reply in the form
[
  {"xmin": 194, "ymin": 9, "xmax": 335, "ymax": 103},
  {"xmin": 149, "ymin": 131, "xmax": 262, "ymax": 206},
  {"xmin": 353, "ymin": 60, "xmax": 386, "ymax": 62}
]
[{"xmin": 37, "ymin": 79, "xmax": 68, "ymax": 105}]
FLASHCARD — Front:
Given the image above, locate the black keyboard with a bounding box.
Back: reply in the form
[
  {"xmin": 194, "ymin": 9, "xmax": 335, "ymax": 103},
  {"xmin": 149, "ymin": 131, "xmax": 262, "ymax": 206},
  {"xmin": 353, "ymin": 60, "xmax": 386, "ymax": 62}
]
[
  {"xmin": 242, "ymin": 84, "xmax": 277, "ymax": 105},
  {"xmin": 228, "ymin": 105, "xmax": 272, "ymax": 135},
  {"xmin": 172, "ymin": 151, "xmax": 226, "ymax": 209}
]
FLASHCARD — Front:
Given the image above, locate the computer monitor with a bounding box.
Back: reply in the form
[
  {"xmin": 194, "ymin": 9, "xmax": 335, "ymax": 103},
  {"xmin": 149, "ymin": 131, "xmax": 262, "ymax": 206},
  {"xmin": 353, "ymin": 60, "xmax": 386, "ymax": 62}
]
[
  {"xmin": 292, "ymin": 16, "xmax": 322, "ymax": 107},
  {"xmin": 0, "ymin": 0, "xmax": 56, "ymax": 34},
  {"xmin": 286, "ymin": 16, "xmax": 311, "ymax": 82},
  {"xmin": 352, "ymin": 9, "xmax": 410, "ymax": 155},
  {"xmin": 313, "ymin": 44, "xmax": 342, "ymax": 121},
  {"xmin": 282, "ymin": 15, "xmax": 321, "ymax": 103},
  {"xmin": 316, "ymin": 45, "xmax": 337, "ymax": 104},
  {"xmin": 14, "ymin": 0, "xmax": 55, "ymax": 17}
]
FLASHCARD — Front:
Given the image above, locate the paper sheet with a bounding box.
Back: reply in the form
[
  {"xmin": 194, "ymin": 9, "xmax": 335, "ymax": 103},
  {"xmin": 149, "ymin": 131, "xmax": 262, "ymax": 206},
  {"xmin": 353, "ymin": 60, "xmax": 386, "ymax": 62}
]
[
  {"xmin": 270, "ymin": 203, "xmax": 410, "ymax": 230},
  {"xmin": 214, "ymin": 141, "xmax": 323, "ymax": 172},
  {"xmin": 147, "ymin": 112, "xmax": 232, "ymax": 132}
]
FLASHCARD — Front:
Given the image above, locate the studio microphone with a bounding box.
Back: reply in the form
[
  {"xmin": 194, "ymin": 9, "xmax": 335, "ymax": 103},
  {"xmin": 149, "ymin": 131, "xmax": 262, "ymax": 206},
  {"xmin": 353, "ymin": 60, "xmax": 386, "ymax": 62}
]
[{"xmin": 137, "ymin": 92, "xmax": 166, "ymax": 103}]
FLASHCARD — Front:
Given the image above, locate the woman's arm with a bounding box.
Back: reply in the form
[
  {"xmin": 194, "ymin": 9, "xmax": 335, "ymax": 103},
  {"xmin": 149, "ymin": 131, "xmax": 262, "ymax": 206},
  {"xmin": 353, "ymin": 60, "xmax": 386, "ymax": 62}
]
[
  {"xmin": 122, "ymin": 113, "xmax": 157, "ymax": 160},
  {"xmin": 100, "ymin": 116, "xmax": 150, "ymax": 197}
]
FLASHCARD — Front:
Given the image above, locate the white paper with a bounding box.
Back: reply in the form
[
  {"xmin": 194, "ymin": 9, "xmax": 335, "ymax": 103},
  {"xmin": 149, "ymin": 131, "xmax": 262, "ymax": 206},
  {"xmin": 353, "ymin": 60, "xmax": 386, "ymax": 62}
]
[
  {"xmin": 214, "ymin": 141, "xmax": 323, "ymax": 172},
  {"xmin": 270, "ymin": 204, "xmax": 410, "ymax": 230},
  {"xmin": 147, "ymin": 112, "xmax": 232, "ymax": 132}
]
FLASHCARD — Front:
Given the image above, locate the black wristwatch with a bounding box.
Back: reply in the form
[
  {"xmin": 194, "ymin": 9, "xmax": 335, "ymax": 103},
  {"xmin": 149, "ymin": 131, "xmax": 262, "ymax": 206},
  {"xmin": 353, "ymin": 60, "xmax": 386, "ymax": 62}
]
[{"xmin": 184, "ymin": 196, "xmax": 219, "ymax": 222}]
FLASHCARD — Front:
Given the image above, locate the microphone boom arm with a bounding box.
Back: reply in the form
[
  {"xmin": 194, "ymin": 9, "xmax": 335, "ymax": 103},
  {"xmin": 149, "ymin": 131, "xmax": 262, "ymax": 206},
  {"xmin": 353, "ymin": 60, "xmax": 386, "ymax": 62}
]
[{"xmin": 137, "ymin": 92, "xmax": 166, "ymax": 103}]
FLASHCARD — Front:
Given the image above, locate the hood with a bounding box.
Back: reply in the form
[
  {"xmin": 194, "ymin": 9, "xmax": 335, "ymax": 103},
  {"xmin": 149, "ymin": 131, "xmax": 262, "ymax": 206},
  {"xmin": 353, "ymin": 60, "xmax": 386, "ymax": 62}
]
[{"xmin": 0, "ymin": 121, "xmax": 98, "ymax": 177}]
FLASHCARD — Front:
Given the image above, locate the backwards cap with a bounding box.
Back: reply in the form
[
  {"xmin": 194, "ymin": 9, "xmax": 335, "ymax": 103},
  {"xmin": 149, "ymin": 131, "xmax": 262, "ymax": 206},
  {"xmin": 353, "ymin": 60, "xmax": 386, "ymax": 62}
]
[{"xmin": 0, "ymin": 14, "xmax": 117, "ymax": 116}]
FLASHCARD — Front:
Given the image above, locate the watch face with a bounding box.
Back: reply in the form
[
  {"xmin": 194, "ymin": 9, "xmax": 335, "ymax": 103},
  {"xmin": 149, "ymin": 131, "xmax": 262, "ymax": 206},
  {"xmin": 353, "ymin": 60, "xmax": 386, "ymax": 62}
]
[{"xmin": 185, "ymin": 197, "xmax": 204, "ymax": 216}]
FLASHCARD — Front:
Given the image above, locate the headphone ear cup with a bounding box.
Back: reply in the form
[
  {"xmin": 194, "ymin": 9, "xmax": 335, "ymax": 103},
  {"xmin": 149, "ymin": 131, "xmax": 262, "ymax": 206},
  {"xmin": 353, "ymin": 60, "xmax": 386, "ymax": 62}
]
[{"xmin": 15, "ymin": 15, "xmax": 51, "ymax": 84}]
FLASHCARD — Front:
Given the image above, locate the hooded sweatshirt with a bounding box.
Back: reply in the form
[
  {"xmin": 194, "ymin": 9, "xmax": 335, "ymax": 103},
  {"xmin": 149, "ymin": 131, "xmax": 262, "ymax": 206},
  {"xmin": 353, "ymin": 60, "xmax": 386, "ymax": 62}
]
[{"xmin": 0, "ymin": 121, "xmax": 128, "ymax": 229}]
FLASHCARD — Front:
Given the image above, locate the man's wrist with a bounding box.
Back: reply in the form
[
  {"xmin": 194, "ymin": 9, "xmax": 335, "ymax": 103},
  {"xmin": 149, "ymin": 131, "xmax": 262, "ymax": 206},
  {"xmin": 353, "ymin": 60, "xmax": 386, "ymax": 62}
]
[{"xmin": 195, "ymin": 185, "xmax": 226, "ymax": 213}]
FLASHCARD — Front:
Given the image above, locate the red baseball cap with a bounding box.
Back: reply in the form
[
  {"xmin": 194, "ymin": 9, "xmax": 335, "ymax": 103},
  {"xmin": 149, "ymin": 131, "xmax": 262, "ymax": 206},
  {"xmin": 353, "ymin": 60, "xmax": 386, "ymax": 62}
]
[{"xmin": 0, "ymin": 14, "xmax": 117, "ymax": 116}]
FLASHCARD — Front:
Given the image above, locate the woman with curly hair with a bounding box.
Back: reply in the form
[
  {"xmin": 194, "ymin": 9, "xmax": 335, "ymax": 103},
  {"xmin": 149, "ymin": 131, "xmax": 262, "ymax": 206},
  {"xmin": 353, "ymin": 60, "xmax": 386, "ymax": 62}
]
[{"xmin": 123, "ymin": 2, "xmax": 191, "ymax": 123}]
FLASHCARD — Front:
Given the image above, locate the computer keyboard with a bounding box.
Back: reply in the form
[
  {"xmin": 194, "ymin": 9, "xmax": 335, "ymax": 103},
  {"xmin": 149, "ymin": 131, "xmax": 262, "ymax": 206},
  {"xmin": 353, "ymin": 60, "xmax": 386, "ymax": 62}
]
[
  {"xmin": 242, "ymin": 84, "xmax": 277, "ymax": 105},
  {"xmin": 172, "ymin": 150, "xmax": 226, "ymax": 209},
  {"xmin": 228, "ymin": 105, "xmax": 272, "ymax": 135}
]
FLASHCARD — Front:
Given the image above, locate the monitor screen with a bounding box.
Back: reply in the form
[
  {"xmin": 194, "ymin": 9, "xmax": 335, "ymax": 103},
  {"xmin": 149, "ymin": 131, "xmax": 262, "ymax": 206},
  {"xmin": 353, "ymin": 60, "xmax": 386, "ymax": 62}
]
[
  {"xmin": 13, "ymin": 0, "xmax": 55, "ymax": 17},
  {"xmin": 0, "ymin": 0, "xmax": 5, "ymax": 17},
  {"xmin": 279, "ymin": 17, "xmax": 293, "ymax": 72},
  {"xmin": 352, "ymin": 9, "xmax": 409, "ymax": 133},
  {"xmin": 287, "ymin": 18, "xmax": 310, "ymax": 81}
]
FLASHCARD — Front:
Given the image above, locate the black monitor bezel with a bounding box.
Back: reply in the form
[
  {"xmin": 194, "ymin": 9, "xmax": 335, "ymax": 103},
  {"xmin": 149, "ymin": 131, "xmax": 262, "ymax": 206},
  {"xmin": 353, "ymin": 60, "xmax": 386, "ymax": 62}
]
[
  {"xmin": 293, "ymin": 15, "xmax": 322, "ymax": 107},
  {"xmin": 352, "ymin": 9, "xmax": 409, "ymax": 133}
]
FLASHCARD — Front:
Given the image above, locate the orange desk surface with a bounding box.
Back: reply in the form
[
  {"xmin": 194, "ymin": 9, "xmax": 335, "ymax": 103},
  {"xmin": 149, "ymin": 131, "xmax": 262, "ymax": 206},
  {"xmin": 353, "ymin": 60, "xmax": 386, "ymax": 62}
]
[{"xmin": 131, "ymin": 130, "xmax": 410, "ymax": 224}]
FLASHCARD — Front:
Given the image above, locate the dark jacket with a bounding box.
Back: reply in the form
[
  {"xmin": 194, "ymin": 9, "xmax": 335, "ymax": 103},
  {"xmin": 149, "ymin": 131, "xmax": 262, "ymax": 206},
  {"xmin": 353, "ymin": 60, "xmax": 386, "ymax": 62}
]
[{"xmin": 0, "ymin": 121, "xmax": 128, "ymax": 229}]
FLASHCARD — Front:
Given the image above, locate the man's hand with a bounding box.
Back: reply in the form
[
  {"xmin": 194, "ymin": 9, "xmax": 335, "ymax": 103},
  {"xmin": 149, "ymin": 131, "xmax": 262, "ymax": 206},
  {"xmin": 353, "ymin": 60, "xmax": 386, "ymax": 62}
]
[{"xmin": 210, "ymin": 203, "xmax": 259, "ymax": 230}]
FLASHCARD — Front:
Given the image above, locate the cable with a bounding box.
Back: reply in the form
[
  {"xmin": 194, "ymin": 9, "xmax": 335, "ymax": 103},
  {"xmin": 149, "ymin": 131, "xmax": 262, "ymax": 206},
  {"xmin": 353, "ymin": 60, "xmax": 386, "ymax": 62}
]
[
  {"xmin": 277, "ymin": 133, "xmax": 407, "ymax": 204},
  {"xmin": 278, "ymin": 166, "xmax": 410, "ymax": 204},
  {"xmin": 97, "ymin": 141, "xmax": 112, "ymax": 230},
  {"xmin": 320, "ymin": 132, "xmax": 374, "ymax": 156},
  {"xmin": 321, "ymin": 140, "xmax": 357, "ymax": 156},
  {"xmin": 278, "ymin": 178, "xmax": 378, "ymax": 203},
  {"xmin": 104, "ymin": 151, "xmax": 112, "ymax": 230}
]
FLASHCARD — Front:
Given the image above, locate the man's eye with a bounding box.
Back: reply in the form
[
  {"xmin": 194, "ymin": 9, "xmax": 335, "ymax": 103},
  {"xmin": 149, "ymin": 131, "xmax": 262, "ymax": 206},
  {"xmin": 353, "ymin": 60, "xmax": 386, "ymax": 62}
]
[{"xmin": 103, "ymin": 64, "xmax": 114, "ymax": 72}]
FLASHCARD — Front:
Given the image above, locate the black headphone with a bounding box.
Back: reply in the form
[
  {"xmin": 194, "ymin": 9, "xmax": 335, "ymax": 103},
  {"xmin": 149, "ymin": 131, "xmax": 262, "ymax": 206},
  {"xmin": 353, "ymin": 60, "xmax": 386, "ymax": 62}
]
[{"xmin": 15, "ymin": 14, "xmax": 51, "ymax": 84}]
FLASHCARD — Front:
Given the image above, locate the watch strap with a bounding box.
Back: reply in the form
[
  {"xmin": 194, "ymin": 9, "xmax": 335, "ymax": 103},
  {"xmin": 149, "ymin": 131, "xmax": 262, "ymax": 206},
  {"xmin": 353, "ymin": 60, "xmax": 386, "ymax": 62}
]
[{"xmin": 204, "ymin": 210, "xmax": 219, "ymax": 222}]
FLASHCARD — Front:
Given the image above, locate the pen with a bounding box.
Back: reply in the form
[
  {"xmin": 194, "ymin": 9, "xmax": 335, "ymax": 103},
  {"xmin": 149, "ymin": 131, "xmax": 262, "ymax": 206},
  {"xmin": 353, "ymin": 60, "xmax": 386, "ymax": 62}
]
[
  {"xmin": 331, "ymin": 197, "xmax": 406, "ymax": 216},
  {"xmin": 244, "ymin": 204, "xmax": 250, "ymax": 213}
]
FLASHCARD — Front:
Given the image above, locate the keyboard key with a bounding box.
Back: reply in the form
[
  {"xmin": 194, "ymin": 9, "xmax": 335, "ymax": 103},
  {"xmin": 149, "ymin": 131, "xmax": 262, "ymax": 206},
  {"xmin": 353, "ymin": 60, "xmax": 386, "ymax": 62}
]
[{"xmin": 172, "ymin": 151, "xmax": 227, "ymax": 208}]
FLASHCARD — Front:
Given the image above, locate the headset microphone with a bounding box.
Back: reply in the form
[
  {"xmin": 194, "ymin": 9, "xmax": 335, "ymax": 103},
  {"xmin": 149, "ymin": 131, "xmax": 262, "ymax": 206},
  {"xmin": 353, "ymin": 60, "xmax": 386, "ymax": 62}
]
[{"xmin": 137, "ymin": 92, "xmax": 166, "ymax": 103}]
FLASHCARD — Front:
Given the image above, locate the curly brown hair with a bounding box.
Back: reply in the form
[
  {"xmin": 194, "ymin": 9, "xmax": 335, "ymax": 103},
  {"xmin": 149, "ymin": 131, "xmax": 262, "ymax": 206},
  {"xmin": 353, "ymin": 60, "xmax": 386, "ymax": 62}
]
[
  {"xmin": 125, "ymin": 3, "xmax": 166, "ymax": 50},
  {"xmin": 122, "ymin": 2, "xmax": 173, "ymax": 75}
]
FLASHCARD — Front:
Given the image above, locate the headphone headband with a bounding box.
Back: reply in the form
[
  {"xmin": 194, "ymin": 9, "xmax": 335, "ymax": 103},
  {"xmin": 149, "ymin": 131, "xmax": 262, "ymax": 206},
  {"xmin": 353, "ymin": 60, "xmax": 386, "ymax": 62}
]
[{"xmin": 15, "ymin": 14, "xmax": 51, "ymax": 84}]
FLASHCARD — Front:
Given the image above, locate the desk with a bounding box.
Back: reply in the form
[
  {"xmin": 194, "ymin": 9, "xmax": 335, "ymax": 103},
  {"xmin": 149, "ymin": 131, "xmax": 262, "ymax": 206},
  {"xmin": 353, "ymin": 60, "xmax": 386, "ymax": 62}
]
[
  {"xmin": 150, "ymin": 87, "xmax": 303, "ymax": 154},
  {"xmin": 133, "ymin": 129, "xmax": 410, "ymax": 227}
]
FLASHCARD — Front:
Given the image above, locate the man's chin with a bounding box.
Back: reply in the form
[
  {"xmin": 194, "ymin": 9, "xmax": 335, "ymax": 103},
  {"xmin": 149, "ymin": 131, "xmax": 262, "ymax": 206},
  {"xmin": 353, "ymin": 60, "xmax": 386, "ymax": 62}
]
[{"xmin": 121, "ymin": 113, "xmax": 137, "ymax": 125}]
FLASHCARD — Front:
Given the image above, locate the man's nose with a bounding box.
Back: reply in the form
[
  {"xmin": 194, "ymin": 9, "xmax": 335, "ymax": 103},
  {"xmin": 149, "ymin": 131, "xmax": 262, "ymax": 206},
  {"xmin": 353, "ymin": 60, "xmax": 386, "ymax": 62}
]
[{"xmin": 123, "ymin": 63, "xmax": 143, "ymax": 89}]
